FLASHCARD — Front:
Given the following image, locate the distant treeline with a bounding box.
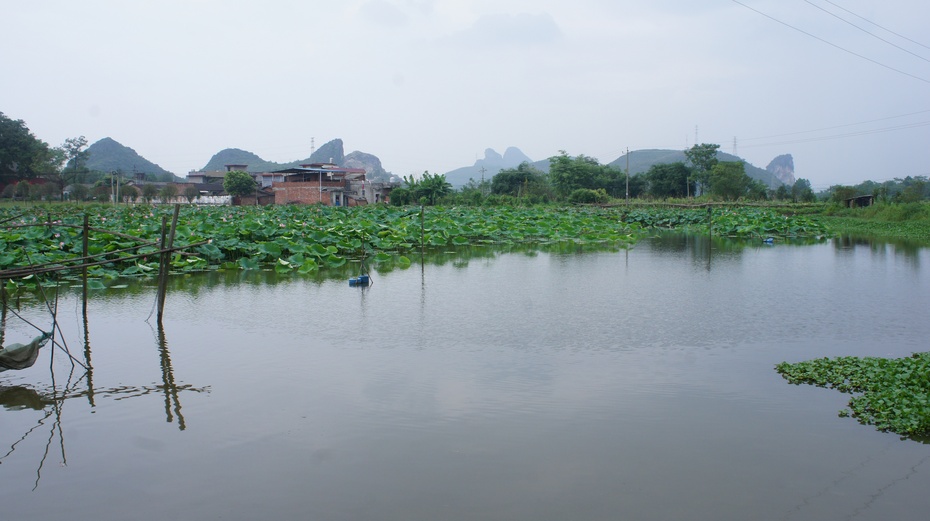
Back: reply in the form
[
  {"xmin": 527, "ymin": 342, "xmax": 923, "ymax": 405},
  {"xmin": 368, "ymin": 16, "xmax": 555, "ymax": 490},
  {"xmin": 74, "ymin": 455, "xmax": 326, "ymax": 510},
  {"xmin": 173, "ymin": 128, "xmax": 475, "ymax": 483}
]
[
  {"xmin": 398, "ymin": 148, "xmax": 928, "ymax": 207},
  {"xmin": 399, "ymin": 146, "xmax": 821, "ymax": 206},
  {"xmin": 821, "ymin": 176, "xmax": 929, "ymax": 204}
]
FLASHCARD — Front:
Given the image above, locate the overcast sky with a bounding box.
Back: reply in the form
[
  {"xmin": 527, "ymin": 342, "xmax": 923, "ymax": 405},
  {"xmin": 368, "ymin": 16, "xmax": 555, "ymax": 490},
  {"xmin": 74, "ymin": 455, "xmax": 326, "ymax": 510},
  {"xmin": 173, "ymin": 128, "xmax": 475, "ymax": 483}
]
[{"xmin": 3, "ymin": 0, "xmax": 928, "ymax": 189}]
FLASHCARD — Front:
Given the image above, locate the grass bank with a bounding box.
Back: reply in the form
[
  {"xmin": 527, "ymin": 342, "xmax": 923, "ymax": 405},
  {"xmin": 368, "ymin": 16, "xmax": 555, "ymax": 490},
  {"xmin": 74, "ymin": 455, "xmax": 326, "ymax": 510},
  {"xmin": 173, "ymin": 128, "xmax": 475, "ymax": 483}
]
[{"xmin": 816, "ymin": 202, "xmax": 930, "ymax": 242}]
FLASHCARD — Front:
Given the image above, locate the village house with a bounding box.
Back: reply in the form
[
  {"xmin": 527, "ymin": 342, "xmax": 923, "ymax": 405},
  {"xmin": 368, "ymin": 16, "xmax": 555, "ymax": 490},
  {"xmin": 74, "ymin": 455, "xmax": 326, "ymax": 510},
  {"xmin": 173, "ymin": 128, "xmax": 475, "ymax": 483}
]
[
  {"xmin": 185, "ymin": 164, "xmax": 246, "ymax": 196},
  {"xmin": 186, "ymin": 163, "xmax": 395, "ymax": 206},
  {"xmin": 270, "ymin": 163, "xmax": 395, "ymax": 206}
]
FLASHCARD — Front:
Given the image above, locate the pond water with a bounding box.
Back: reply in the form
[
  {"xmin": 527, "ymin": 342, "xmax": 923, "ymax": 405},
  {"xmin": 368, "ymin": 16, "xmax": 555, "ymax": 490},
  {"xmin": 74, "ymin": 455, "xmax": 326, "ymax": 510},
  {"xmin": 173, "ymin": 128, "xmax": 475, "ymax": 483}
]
[{"xmin": 2, "ymin": 234, "xmax": 929, "ymax": 521}]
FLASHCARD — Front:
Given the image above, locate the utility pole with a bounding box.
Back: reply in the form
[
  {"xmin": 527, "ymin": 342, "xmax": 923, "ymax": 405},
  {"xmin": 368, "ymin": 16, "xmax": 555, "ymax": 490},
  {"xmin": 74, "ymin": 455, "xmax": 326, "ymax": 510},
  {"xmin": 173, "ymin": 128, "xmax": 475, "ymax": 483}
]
[{"xmin": 479, "ymin": 165, "xmax": 486, "ymax": 194}]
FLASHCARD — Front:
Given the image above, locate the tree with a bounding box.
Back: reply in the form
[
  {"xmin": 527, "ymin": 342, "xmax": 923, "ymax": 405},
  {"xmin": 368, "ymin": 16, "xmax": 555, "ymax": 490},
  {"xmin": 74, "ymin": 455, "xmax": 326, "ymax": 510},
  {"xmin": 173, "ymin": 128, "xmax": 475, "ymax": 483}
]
[
  {"xmin": 122, "ymin": 184, "xmax": 139, "ymax": 203},
  {"xmin": 389, "ymin": 186, "xmax": 412, "ymax": 205},
  {"xmin": 683, "ymin": 143, "xmax": 720, "ymax": 195},
  {"xmin": 60, "ymin": 136, "xmax": 89, "ymax": 186},
  {"xmin": 625, "ymin": 173, "xmax": 648, "ymax": 199},
  {"xmin": 830, "ymin": 185, "xmax": 857, "ymax": 204},
  {"xmin": 14, "ymin": 180, "xmax": 31, "ymax": 201},
  {"xmin": 141, "ymin": 183, "xmax": 159, "ymax": 203},
  {"xmin": 709, "ymin": 161, "xmax": 752, "ymax": 201},
  {"xmin": 413, "ymin": 172, "xmax": 453, "ymax": 205},
  {"xmin": 420, "ymin": 172, "xmax": 453, "ymax": 205},
  {"xmin": 747, "ymin": 179, "xmax": 769, "ymax": 201},
  {"xmin": 646, "ymin": 162, "xmax": 692, "ymax": 199},
  {"xmin": 774, "ymin": 184, "xmax": 790, "ymax": 201},
  {"xmin": 456, "ymin": 178, "xmax": 490, "ymax": 205},
  {"xmin": 548, "ymin": 152, "xmax": 623, "ymax": 198},
  {"xmin": 183, "ymin": 184, "xmax": 200, "ymax": 204},
  {"xmin": 791, "ymin": 178, "xmax": 815, "ymax": 203},
  {"xmin": 92, "ymin": 184, "xmax": 110, "ymax": 201},
  {"xmin": 491, "ymin": 162, "xmax": 550, "ymax": 198},
  {"xmin": 160, "ymin": 183, "xmax": 178, "ymax": 202},
  {"xmin": 70, "ymin": 184, "xmax": 90, "ymax": 201},
  {"xmin": 0, "ymin": 112, "xmax": 59, "ymax": 179},
  {"xmin": 897, "ymin": 180, "xmax": 927, "ymax": 203},
  {"xmin": 568, "ymin": 188, "xmax": 609, "ymax": 204},
  {"xmin": 37, "ymin": 182, "xmax": 59, "ymax": 201},
  {"xmin": 223, "ymin": 170, "xmax": 256, "ymax": 199}
]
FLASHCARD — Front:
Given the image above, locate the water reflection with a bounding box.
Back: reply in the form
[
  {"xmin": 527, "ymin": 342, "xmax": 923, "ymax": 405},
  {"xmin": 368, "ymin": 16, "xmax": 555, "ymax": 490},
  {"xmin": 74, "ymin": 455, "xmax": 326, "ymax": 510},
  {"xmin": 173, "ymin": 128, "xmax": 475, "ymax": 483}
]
[
  {"xmin": 154, "ymin": 321, "xmax": 193, "ymax": 430},
  {"xmin": 0, "ymin": 303, "xmax": 208, "ymax": 488},
  {"xmin": 2, "ymin": 233, "xmax": 929, "ymax": 519},
  {"xmin": 834, "ymin": 234, "xmax": 924, "ymax": 268},
  {"xmin": 0, "ymin": 368, "xmax": 84, "ymax": 490}
]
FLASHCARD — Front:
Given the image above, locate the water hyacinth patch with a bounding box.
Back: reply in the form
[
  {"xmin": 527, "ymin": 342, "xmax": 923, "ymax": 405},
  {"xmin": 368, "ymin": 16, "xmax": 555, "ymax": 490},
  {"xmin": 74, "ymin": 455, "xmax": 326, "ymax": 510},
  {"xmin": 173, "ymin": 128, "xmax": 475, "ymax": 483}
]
[{"xmin": 776, "ymin": 352, "xmax": 930, "ymax": 437}]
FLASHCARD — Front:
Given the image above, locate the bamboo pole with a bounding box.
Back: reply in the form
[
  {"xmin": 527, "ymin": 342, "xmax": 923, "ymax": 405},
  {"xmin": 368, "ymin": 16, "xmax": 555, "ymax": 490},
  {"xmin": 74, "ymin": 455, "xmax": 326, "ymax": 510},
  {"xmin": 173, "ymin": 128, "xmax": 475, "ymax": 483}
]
[
  {"xmin": 0, "ymin": 240, "xmax": 208, "ymax": 280},
  {"xmin": 82, "ymin": 214, "xmax": 89, "ymax": 316},
  {"xmin": 156, "ymin": 205, "xmax": 180, "ymax": 322}
]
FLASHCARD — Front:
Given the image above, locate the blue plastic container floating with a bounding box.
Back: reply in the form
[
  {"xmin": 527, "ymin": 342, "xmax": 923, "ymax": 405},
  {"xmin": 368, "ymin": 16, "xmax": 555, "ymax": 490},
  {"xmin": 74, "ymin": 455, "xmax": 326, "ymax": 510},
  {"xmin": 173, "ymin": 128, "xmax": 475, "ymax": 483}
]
[
  {"xmin": 349, "ymin": 275, "xmax": 370, "ymax": 286},
  {"xmin": 763, "ymin": 237, "xmax": 775, "ymax": 244}
]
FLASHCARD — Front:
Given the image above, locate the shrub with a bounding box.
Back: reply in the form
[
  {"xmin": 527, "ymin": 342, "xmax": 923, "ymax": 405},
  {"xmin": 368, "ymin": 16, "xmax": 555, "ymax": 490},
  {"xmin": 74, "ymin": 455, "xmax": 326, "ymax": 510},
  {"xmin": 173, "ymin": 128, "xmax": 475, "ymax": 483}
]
[{"xmin": 568, "ymin": 188, "xmax": 609, "ymax": 204}]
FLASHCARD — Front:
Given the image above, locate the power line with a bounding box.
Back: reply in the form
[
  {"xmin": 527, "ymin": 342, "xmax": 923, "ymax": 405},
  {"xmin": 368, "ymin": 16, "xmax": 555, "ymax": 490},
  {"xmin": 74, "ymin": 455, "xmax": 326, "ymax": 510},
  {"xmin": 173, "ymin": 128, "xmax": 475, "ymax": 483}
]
[
  {"xmin": 741, "ymin": 108, "xmax": 930, "ymax": 141},
  {"xmin": 730, "ymin": 0, "xmax": 930, "ymax": 84},
  {"xmin": 738, "ymin": 120, "xmax": 930, "ymax": 149},
  {"xmin": 803, "ymin": 0, "xmax": 930, "ymax": 64},
  {"xmin": 822, "ymin": 0, "xmax": 930, "ymax": 52}
]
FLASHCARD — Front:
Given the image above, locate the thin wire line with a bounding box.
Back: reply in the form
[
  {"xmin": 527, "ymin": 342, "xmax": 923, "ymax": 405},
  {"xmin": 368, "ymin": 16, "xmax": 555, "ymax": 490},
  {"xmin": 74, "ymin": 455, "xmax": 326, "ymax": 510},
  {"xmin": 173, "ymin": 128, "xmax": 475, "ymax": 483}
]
[
  {"xmin": 741, "ymin": 109, "xmax": 930, "ymax": 141},
  {"xmin": 739, "ymin": 120, "xmax": 930, "ymax": 148},
  {"xmin": 823, "ymin": 0, "xmax": 930, "ymax": 51},
  {"xmin": 804, "ymin": 0, "xmax": 930, "ymax": 63},
  {"xmin": 731, "ymin": 0, "xmax": 930, "ymax": 84}
]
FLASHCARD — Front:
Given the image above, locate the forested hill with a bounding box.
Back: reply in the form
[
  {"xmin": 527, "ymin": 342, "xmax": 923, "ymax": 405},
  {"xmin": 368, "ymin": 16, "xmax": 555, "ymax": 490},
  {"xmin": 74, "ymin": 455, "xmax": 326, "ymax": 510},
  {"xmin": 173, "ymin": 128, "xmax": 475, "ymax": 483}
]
[
  {"xmin": 200, "ymin": 138, "xmax": 347, "ymax": 173},
  {"xmin": 607, "ymin": 149, "xmax": 783, "ymax": 187},
  {"xmin": 200, "ymin": 139, "xmax": 394, "ymax": 182},
  {"xmin": 86, "ymin": 137, "xmax": 176, "ymax": 181}
]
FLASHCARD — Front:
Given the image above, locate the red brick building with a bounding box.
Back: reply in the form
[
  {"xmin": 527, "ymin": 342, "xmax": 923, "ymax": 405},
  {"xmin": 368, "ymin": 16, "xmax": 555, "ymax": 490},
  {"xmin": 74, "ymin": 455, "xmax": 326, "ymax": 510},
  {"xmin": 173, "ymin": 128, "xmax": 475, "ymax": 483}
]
[{"xmin": 271, "ymin": 163, "xmax": 386, "ymax": 206}]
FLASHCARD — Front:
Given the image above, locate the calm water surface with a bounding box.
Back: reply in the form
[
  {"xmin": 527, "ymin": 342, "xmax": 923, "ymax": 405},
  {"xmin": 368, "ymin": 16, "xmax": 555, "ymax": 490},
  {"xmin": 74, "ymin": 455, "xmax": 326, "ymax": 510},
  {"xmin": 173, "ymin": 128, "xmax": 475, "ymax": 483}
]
[{"xmin": 2, "ymin": 235, "xmax": 929, "ymax": 521}]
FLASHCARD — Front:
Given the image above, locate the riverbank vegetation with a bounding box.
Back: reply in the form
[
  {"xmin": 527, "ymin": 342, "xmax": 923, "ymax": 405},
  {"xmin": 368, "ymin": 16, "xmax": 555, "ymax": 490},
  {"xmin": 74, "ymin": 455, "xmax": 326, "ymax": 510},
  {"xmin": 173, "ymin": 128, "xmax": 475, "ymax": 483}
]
[{"xmin": 818, "ymin": 201, "xmax": 930, "ymax": 241}]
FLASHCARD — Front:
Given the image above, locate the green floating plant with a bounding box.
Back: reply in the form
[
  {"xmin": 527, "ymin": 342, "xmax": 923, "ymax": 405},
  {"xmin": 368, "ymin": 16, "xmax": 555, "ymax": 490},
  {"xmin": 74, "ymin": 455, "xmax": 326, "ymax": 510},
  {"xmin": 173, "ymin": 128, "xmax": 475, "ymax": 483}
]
[{"xmin": 776, "ymin": 352, "xmax": 930, "ymax": 437}]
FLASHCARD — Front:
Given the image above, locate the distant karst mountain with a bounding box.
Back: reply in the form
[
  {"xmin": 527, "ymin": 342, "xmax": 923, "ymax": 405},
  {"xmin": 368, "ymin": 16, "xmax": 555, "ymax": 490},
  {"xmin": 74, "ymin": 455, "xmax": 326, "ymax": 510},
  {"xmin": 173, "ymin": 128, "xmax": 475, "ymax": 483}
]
[
  {"xmin": 85, "ymin": 137, "xmax": 176, "ymax": 181},
  {"xmin": 444, "ymin": 147, "xmax": 536, "ymax": 187},
  {"xmin": 766, "ymin": 154, "xmax": 796, "ymax": 186},
  {"xmin": 607, "ymin": 149, "xmax": 786, "ymax": 188},
  {"xmin": 200, "ymin": 139, "xmax": 395, "ymax": 183},
  {"xmin": 444, "ymin": 147, "xmax": 788, "ymax": 188}
]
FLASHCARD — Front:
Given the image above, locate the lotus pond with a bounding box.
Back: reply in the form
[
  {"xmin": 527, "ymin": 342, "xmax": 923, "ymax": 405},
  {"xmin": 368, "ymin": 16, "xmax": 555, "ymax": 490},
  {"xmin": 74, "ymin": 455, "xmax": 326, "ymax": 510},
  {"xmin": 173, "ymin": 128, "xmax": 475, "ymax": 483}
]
[
  {"xmin": 0, "ymin": 204, "xmax": 829, "ymax": 291},
  {"xmin": 1, "ymin": 210, "xmax": 929, "ymax": 521}
]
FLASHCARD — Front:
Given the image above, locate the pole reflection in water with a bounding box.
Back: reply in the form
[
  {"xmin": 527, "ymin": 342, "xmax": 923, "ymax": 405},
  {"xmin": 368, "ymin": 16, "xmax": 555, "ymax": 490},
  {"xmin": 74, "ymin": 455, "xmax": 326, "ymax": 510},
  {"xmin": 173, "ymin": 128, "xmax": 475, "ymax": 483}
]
[
  {"xmin": 154, "ymin": 321, "xmax": 187, "ymax": 431},
  {"xmin": 1, "ymin": 308, "xmax": 208, "ymax": 489},
  {"xmin": 82, "ymin": 304, "xmax": 95, "ymax": 407},
  {"xmin": 0, "ymin": 365, "xmax": 84, "ymax": 490}
]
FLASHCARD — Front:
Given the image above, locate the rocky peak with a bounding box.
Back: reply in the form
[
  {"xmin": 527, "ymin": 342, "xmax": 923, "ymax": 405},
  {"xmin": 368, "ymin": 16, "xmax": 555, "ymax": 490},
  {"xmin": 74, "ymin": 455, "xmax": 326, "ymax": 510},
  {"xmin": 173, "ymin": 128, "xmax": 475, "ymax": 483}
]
[
  {"xmin": 766, "ymin": 154, "xmax": 796, "ymax": 186},
  {"xmin": 344, "ymin": 151, "xmax": 395, "ymax": 182},
  {"xmin": 503, "ymin": 147, "xmax": 532, "ymax": 165}
]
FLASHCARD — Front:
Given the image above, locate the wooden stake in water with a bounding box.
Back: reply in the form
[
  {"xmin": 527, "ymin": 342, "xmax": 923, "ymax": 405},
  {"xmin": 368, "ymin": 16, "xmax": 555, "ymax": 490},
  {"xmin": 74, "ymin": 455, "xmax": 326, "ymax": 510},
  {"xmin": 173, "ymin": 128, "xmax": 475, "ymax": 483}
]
[
  {"xmin": 156, "ymin": 205, "xmax": 181, "ymax": 322},
  {"xmin": 707, "ymin": 206, "xmax": 713, "ymax": 238},
  {"xmin": 82, "ymin": 214, "xmax": 89, "ymax": 315}
]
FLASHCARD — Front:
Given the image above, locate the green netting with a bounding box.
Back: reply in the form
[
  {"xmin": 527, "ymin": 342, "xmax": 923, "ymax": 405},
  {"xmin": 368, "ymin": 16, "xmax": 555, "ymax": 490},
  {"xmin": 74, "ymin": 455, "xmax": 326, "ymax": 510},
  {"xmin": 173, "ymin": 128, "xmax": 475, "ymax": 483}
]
[{"xmin": 0, "ymin": 332, "xmax": 52, "ymax": 372}]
